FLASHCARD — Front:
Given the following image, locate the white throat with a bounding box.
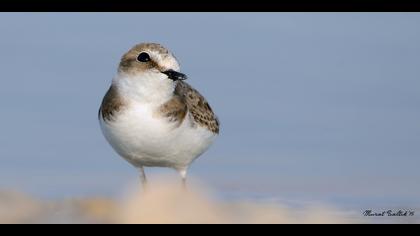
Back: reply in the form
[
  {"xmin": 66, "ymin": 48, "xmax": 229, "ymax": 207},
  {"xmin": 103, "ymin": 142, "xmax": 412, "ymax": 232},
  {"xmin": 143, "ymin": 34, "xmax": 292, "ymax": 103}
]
[{"xmin": 113, "ymin": 72, "xmax": 176, "ymax": 105}]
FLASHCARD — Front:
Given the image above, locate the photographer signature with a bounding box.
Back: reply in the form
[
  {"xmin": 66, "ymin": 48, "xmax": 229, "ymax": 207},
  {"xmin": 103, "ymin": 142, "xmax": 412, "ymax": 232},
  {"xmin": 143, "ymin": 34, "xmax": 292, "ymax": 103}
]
[{"xmin": 363, "ymin": 210, "xmax": 415, "ymax": 217}]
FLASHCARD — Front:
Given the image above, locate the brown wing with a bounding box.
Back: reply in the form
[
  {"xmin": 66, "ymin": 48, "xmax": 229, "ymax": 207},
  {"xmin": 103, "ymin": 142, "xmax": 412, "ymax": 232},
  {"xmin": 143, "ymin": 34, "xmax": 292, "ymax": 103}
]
[
  {"xmin": 175, "ymin": 81, "xmax": 220, "ymax": 134},
  {"xmin": 157, "ymin": 95, "xmax": 188, "ymax": 127},
  {"xmin": 99, "ymin": 85, "xmax": 125, "ymax": 122}
]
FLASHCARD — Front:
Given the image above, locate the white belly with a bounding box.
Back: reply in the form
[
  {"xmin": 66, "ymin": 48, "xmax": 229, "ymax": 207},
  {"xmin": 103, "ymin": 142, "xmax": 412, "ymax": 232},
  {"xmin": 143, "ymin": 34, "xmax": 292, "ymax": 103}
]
[{"xmin": 99, "ymin": 102, "xmax": 216, "ymax": 170}]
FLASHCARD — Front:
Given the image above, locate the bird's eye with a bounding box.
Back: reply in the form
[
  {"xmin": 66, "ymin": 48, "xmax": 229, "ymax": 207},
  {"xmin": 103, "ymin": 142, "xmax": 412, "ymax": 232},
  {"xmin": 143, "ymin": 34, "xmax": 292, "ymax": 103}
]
[{"xmin": 137, "ymin": 52, "xmax": 151, "ymax": 62}]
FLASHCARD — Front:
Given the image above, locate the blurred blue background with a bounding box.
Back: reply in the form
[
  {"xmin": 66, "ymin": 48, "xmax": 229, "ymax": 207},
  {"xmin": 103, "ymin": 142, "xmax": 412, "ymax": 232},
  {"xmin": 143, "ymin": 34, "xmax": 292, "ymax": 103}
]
[{"xmin": 0, "ymin": 13, "xmax": 419, "ymax": 209}]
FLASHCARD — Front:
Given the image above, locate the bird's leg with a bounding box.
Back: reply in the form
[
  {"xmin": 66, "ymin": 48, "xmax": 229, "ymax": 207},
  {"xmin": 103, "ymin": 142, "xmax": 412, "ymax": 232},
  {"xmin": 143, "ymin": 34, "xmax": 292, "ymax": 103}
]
[
  {"xmin": 182, "ymin": 177, "xmax": 187, "ymax": 190},
  {"xmin": 178, "ymin": 168, "xmax": 188, "ymax": 190},
  {"xmin": 138, "ymin": 166, "xmax": 147, "ymax": 190}
]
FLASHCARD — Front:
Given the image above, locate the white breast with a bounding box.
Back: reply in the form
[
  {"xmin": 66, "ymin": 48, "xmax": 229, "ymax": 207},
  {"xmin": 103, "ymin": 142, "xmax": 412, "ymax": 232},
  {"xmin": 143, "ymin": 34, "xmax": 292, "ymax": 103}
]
[{"xmin": 99, "ymin": 100, "xmax": 217, "ymax": 171}]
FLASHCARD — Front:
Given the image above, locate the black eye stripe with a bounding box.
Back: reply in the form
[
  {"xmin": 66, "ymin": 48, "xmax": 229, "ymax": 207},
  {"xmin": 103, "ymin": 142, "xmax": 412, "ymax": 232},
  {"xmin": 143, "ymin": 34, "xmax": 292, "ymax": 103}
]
[{"xmin": 137, "ymin": 52, "xmax": 151, "ymax": 62}]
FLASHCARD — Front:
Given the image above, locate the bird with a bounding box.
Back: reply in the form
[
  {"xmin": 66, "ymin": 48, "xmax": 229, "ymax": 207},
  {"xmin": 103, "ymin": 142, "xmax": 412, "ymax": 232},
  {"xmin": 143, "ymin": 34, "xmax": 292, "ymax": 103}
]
[{"xmin": 98, "ymin": 43, "xmax": 219, "ymax": 188}]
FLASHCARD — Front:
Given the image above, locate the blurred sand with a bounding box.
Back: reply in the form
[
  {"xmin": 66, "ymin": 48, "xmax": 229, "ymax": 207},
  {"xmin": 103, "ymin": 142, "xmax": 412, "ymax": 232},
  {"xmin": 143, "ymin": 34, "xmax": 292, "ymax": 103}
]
[{"xmin": 0, "ymin": 181, "xmax": 361, "ymax": 224}]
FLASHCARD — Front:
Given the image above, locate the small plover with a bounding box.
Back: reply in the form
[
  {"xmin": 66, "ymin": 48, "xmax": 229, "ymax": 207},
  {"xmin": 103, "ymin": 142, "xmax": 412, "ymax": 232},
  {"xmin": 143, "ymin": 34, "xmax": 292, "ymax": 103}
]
[{"xmin": 99, "ymin": 43, "xmax": 219, "ymax": 187}]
